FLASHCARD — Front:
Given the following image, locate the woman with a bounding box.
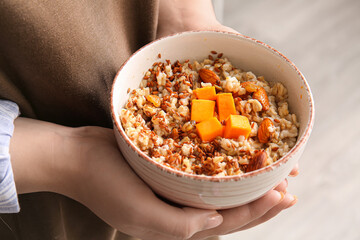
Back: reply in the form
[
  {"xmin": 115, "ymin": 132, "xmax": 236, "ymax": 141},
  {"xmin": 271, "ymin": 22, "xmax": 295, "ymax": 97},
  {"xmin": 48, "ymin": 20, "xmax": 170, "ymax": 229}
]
[{"xmin": 0, "ymin": 0, "xmax": 297, "ymax": 239}]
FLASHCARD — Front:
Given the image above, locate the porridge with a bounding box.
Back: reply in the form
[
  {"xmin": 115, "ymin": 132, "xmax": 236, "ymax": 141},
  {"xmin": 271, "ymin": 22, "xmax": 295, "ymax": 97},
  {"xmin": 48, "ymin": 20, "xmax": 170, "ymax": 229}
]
[{"xmin": 120, "ymin": 52, "xmax": 299, "ymax": 176}]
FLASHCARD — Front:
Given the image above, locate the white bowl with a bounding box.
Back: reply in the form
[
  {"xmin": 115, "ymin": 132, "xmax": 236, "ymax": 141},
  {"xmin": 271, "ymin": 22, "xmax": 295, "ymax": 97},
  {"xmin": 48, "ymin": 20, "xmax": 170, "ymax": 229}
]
[{"xmin": 111, "ymin": 31, "xmax": 314, "ymax": 209}]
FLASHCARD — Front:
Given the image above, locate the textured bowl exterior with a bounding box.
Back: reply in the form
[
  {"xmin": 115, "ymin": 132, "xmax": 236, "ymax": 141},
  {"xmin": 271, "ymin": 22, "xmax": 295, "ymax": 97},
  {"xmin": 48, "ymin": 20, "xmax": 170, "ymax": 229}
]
[{"xmin": 111, "ymin": 31, "xmax": 314, "ymax": 209}]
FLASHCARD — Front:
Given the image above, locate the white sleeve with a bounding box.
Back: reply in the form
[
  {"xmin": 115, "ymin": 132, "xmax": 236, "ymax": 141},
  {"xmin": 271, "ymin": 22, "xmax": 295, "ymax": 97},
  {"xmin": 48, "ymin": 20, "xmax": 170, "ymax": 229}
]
[{"xmin": 0, "ymin": 100, "xmax": 20, "ymax": 213}]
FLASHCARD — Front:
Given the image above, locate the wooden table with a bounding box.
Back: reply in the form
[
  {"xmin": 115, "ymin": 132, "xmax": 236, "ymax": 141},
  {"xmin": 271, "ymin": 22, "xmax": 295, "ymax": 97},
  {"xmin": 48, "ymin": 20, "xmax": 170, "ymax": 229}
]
[{"xmin": 220, "ymin": 0, "xmax": 360, "ymax": 239}]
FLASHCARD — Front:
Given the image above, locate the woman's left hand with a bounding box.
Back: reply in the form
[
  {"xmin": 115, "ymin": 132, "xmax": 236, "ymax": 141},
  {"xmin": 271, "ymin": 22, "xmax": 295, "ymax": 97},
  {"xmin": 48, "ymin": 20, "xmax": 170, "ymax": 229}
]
[{"xmin": 157, "ymin": 0, "xmax": 237, "ymax": 39}]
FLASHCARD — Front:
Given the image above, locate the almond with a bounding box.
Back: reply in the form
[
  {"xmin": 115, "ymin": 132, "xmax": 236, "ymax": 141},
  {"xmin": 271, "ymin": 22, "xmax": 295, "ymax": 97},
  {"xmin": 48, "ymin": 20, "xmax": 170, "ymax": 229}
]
[
  {"xmin": 258, "ymin": 118, "xmax": 274, "ymax": 143},
  {"xmin": 253, "ymin": 87, "xmax": 270, "ymax": 111},
  {"xmin": 199, "ymin": 68, "xmax": 220, "ymax": 86},
  {"xmin": 241, "ymin": 81, "xmax": 260, "ymax": 93},
  {"xmin": 246, "ymin": 150, "xmax": 267, "ymax": 172}
]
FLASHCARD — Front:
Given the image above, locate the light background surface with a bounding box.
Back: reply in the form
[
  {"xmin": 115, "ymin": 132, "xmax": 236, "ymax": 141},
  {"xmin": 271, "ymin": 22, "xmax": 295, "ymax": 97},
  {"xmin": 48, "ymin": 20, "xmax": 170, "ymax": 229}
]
[{"xmin": 215, "ymin": 0, "xmax": 360, "ymax": 239}]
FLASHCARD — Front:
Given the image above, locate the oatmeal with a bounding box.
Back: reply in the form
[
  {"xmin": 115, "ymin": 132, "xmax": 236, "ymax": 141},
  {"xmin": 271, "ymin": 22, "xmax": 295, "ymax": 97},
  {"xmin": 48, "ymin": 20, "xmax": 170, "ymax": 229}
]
[{"xmin": 120, "ymin": 52, "xmax": 299, "ymax": 176}]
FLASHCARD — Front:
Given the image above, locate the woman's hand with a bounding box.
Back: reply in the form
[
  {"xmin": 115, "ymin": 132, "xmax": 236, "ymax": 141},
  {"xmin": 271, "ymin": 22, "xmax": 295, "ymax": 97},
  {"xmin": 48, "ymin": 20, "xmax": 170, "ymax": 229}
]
[
  {"xmin": 56, "ymin": 124, "xmax": 297, "ymax": 240},
  {"xmin": 10, "ymin": 117, "xmax": 297, "ymax": 239},
  {"xmin": 190, "ymin": 180, "xmax": 297, "ymax": 239},
  {"xmin": 157, "ymin": 0, "xmax": 237, "ymax": 39}
]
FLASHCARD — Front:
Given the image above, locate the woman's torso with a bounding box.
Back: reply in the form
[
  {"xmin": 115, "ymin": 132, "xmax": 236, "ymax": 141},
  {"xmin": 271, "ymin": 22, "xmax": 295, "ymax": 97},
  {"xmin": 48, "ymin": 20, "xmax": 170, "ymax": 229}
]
[{"xmin": 0, "ymin": 1, "xmax": 158, "ymax": 239}]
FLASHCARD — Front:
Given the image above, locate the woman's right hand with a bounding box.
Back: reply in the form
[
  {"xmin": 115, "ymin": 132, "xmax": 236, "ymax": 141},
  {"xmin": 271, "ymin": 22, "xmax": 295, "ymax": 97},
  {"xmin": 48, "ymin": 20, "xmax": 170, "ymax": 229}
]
[{"xmin": 10, "ymin": 117, "xmax": 296, "ymax": 240}]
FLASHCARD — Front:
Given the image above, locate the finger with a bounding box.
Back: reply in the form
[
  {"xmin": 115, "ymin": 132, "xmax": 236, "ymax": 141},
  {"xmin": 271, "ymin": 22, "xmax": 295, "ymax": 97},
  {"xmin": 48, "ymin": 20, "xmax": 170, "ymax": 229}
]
[
  {"xmin": 285, "ymin": 195, "xmax": 298, "ymax": 209},
  {"xmin": 289, "ymin": 163, "xmax": 299, "ymax": 177},
  {"xmin": 274, "ymin": 178, "xmax": 288, "ymax": 193},
  {"xmin": 233, "ymin": 193, "xmax": 297, "ymax": 232},
  {"xmin": 189, "ymin": 190, "xmax": 283, "ymax": 239}
]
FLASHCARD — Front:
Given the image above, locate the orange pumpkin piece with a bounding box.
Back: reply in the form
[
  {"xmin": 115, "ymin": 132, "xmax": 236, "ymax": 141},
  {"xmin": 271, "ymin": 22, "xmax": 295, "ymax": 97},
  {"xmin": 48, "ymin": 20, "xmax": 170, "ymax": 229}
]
[
  {"xmin": 191, "ymin": 99, "xmax": 215, "ymax": 123},
  {"xmin": 196, "ymin": 117, "xmax": 223, "ymax": 142},
  {"xmin": 146, "ymin": 94, "xmax": 161, "ymax": 107},
  {"xmin": 216, "ymin": 93, "xmax": 236, "ymax": 122},
  {"xmin": 221, "ymin": 125, "xmax": 226, "ymax": 136},
  {"xmin": 223, "ymin": 115, "xmax": 251, "ymax": 139},
  {"xmin": 194, "ymin": 86, "xmax": 217, "ymax": 100}
]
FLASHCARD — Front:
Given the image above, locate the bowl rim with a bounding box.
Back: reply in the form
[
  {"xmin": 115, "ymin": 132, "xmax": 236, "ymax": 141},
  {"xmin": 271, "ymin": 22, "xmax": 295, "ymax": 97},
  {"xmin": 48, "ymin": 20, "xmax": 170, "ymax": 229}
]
[{"xmin": 111, "ymin": 30, "xmax": 315, "ymax": 182}]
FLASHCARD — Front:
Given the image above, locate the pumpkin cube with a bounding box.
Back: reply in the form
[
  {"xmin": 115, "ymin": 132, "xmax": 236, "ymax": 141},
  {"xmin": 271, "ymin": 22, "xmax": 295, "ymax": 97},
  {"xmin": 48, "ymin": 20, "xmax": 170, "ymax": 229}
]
[
  {"xmin": 191, "ymin": 99, "xmax": 215, "ymax": 122},
  {"xmin": 194, "ymin": 86, "xmax": 217, "ymax": 100},
  {"xmin": 196, "ymin": 117, "xmax": 223, "ymax": 142},
  {"xmin": 224, "ymin": 115, "xmax": 251, "ymax": 139},
  {"xmin": 216, "ymin": 93, "xmax": 236, "ymax": 122}
]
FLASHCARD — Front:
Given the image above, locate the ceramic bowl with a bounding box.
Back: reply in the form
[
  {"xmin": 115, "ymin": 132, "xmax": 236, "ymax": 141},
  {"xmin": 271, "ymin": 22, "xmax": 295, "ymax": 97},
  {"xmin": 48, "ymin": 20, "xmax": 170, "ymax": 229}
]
[{"xmin": 111, "ymin": 31, "xmax": 314, "ymax": 210}]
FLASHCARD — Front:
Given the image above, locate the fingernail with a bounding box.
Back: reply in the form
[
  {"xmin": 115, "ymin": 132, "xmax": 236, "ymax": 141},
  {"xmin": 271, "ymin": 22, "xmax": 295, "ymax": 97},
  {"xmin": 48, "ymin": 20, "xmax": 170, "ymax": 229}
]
[
  {"xmin": 287, "ymin": 195, "xmax": 298, "ymax": 208},
  {"xmin": 278, "ymin": 191, "xmax": 285, "ymax": 202},
  {"xmin": 289, "ymin": 171, "xmax": 299, "ymax": 177},
  {"xmin": 204, "ymin": 213, "xmax": 223, "ymax": 230}
]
